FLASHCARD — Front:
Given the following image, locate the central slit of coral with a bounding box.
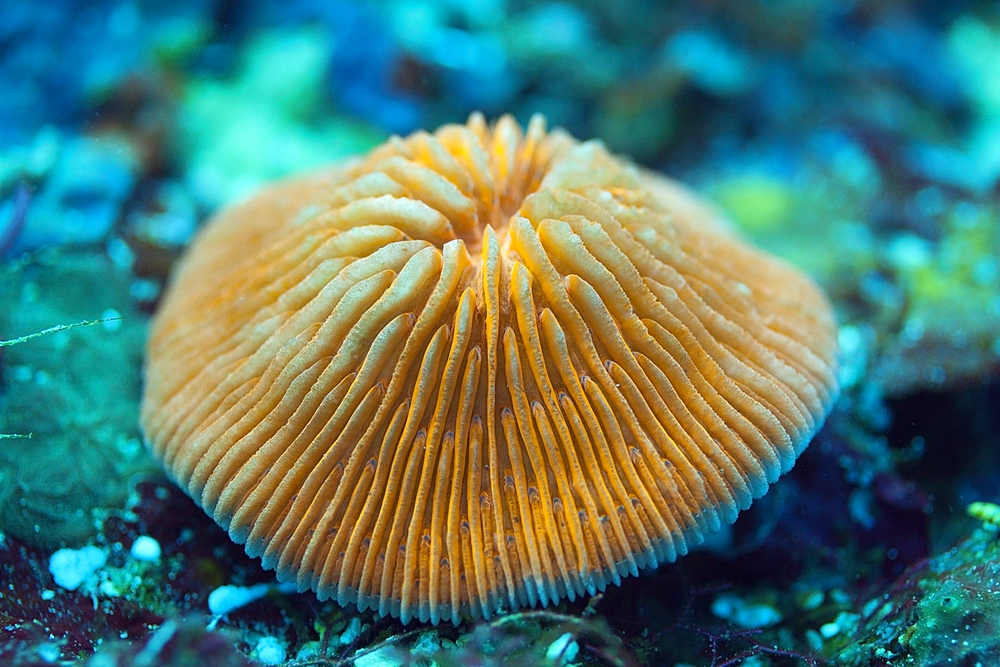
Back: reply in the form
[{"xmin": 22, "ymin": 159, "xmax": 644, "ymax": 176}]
[
  {"xmin": 454, "ymin": 185, "xmax": 535, "ymax": 257},
  {"xmin": 453, "ymin": 214, "xmax": 486, "ymax": 254}
]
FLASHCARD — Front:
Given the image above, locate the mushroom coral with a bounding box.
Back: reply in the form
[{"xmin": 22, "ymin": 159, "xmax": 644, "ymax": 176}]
[{"xmin": 141, "ymin": 114, "xmax": 839, "ymax": 625}]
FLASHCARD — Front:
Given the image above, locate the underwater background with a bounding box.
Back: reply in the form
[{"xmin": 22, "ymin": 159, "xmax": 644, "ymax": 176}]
[{"xmin": 1, "ymin": 0, "xmax": 999, "ymax": 665}]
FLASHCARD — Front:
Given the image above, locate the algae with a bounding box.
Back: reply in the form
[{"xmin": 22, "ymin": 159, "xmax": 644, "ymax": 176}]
[
  {"xmin": 0, "ymin": 250, "xmax": 158, "ymax": 549},
  {"xmin": 836, "ymin": 520, "xmax": 1000, "ymax": 666},
  {"xmin": 179, "ymin": 27, "xmax": 386, "ymax": 209}
]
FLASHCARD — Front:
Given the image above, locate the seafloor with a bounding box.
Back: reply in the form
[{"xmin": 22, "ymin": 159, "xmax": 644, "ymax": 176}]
[{"xmin": 1, "ymin": 1, "xmax": 999, "ymax": 666}]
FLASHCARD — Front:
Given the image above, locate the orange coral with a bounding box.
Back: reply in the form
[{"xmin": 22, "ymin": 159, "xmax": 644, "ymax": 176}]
[{"xmin": 141, "ymin": 113, "xmax": 839, "ymax": 624}]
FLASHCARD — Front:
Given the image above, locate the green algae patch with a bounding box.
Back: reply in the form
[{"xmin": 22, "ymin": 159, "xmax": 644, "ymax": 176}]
[
  {"xmin": 179, "ymin": 27, "xmax": 386, "ymax": 209},
  {"xmin": 0, "ymin": 250, "xmax": 159, "ymax": 548},
  {"xmin": 835, "ymin": 524, "xmax": 1000, "ymax": 666},
  {"xmin": 871, "ymin": 203, "xmax": 1000, "ymax": 396},
  {"xmin": 714, "ymin": 172, "xmax": 796, "ymax": 235}
]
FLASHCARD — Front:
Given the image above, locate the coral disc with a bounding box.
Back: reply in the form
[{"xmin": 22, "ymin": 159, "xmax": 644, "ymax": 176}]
[{"xmin": 141, "ymin": 113, "xmax": 839, "ymax": 624}]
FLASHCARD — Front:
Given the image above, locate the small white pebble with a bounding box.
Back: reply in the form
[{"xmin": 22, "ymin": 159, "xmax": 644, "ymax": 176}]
[
  {"xmin": 106, "ymin": 236, "xmax": 136, "ymax": 270},
  {"xmin": 339, "ymin": 616, "xmax": 362, "ymax": 645},
  {"xmin": 837, "ymin": 325, "xmax": 862, "ymax": 358},
  {"xmin": 49, "ymin": 546, "xmax": 106, "ymax": 590},
  {"xmin": 208, "ymin": 583, "xmax": 271, "ymax": 615},
  {"xmin": 207, "ymin": 581, "xmax": 297, "ymax": 616},
  {"xmin": 37, "ymin": 642, "xmax": 60, "ymax": 663},
  {"xmin": 736, "ymin": 604, "xmax": 782, "ymax": 629},
  {"xmin": 12, "ymin": 365, "xmax": 33, "ymax": 382},
  {"xmin": 101, "ymin": 308, "xmax": 122, "ymax": 331},
  {"xmin": 129, "ymin": 277, "xmax": 161, "ymax": 302},
  {"xmin": 41, "ymin": 589, "xmax": 56, "ymax": 601},
  {"xmin": 130, "ymin": 535, "xmax": 161, "ymax": 562},
  {"xmin": 711, "ymin": 594, "xmax": 782, "ymax": 628},
  {"xmin": 820, "ymin": 621, "xmax": 840, "ymax": 638},
  {"xmin": 829, "ymin": 589, "xmax": 851, "ymax": 605},
  {"xmin": 255, "ymin": 636, "xmax": 286, "ymax": 665},
  {"xmin": 545, "ymin": 632, "xmax": 579, "ymax": 665},
  {"xmin": 711, "ymin": 594, "xmax": 736, "ymax": 620},
  {"xmin": 886, "ymin": 233, "xmax": 932, "ymax": 271},
  {"xmin": 801, "ymin": 589, "xmax": 824, "ymax": 610},
  {"xmin": 100, "ymin": 579, "xmax": 121, "ymax": 597}
]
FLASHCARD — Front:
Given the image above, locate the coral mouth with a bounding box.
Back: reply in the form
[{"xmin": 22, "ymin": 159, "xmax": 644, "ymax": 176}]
[{"xmin": 332, "ymin": 112, "xmax": 573, "ymax": 255}]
